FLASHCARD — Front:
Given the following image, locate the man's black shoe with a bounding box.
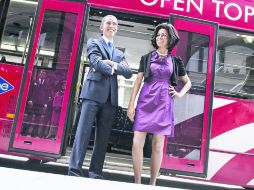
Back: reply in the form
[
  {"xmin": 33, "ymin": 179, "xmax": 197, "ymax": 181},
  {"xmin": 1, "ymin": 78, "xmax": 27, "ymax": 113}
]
[
  {"xmin": 88, "ymin": 172, "xmax": 104, "ymax": 179},
  {"xmin": 68, "ymin": 168, "xmax": 85, "ymax": 177}
]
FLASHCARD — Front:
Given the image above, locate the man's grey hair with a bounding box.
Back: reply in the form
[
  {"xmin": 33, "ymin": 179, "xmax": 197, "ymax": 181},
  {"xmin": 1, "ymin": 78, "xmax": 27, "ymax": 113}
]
[{"xmin": 101, "ymin": 15, "xmax": 118, "ymax": 24}]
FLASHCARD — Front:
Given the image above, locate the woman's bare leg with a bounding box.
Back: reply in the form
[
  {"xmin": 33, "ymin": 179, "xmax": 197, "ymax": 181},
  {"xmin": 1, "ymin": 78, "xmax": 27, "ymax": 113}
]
[
  {"xmin": 150, "ymin": 134, "xmax": 165, "ymax": 186},
  {"xmin": 132, "ymin": 131, "xmax": 147, "ymax": 184}
]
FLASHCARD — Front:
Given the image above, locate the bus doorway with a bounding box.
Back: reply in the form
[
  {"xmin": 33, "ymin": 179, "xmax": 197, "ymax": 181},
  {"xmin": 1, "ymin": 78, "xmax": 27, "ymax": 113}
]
[
  {"xmin": 161, "ymin": 15, "xmax": 218, "ymax": 177},
  {"xmin": 7, "ymin": 0, "xmax": 87, "ymax": 158}
]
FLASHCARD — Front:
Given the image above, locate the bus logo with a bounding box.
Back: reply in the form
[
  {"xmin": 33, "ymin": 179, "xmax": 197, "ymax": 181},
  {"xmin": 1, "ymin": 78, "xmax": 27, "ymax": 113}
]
[{"xmin": 0, "ymin": 76, "xmax": 14, "ymax": 95}]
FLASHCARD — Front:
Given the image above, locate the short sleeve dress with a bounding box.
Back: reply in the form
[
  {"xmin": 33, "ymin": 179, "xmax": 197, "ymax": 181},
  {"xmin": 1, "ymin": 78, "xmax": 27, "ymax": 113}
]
[{"xmin": 133, "ymin": 50, "xmax": 174, "ymax": 136}]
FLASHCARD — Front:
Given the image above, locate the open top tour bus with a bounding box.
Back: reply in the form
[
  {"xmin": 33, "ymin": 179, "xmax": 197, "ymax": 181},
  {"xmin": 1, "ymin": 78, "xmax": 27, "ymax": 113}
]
[{"xmin": 0, "ymin": 0, "xmax": 253, "ymax": 188}]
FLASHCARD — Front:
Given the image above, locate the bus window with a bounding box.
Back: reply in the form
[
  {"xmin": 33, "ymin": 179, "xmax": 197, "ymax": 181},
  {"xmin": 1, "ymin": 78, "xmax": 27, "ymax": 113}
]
[
  {"xmin": 215, "ymin": 28, "xmax": 254, "ymax": 98},
  {"xmin": 0, "ymin": 0, "xmax": 37, "ymax": 65},
  {"xmin": 8, "ymin": 0, "xmax": 86, "ymax": 155},
  {"xmin": 20, "ymin": 10, "xmax": 78, "ymax": 139}
]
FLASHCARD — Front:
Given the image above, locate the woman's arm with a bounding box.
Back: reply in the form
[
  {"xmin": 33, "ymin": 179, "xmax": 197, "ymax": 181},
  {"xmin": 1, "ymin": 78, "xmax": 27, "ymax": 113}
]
[
  {"xmin": 127, "ymin": 72, "xmax": 144, "ymax": 121},
  {"xmin": 169, "ymin": 74, "xmax": 192, "ymax": 98}
]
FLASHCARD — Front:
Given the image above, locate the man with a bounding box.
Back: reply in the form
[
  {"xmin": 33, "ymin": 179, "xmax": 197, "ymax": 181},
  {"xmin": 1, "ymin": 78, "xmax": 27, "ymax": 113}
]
[
  {"xmin": 68, "ymin": 15, "xmax": 132, "ymax": 178},
  {"xmin": 22, "ymin": 70, "xmax": 53, "ymax": 137}
]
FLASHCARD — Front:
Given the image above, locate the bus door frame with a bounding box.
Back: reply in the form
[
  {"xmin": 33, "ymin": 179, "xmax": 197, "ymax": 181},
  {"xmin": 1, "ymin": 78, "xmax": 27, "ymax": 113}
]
[
  {"xmin": 161, "ymin": 14, "xmax": 218, "ymax": 177},
  {"xmin": 8, "ymin": 0, "xmax": 89, "ymax": 158}
]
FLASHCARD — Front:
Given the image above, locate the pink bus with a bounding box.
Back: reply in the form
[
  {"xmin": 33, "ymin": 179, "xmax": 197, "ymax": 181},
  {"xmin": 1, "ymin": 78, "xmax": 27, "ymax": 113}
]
[{"xmin": 0, "ymin": 0, "xmax": 253, "ymax": 189}]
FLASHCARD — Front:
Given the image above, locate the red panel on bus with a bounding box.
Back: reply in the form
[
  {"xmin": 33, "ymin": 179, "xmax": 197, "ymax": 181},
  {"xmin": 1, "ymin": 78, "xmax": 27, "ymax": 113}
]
[
  {"xmin": 0, "ymin": 63, "xmax": 23, "ymax": 120},
  {"xmin": 0, "ymin": 63, "xmax": 23, "ymax": 153}
]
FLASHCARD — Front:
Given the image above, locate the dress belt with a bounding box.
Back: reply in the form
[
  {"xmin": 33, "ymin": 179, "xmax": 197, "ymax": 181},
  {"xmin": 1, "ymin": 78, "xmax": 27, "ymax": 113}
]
[{"xmin": 148, "ymin": 78, "xmax": 169, "ymax": 82}]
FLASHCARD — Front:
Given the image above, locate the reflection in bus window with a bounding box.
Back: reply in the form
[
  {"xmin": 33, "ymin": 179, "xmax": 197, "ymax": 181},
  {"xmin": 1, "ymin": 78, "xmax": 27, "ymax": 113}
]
[
  {"xmin": 21, "ymin": 69, "xmax": 54, "ymax": 138},
  {"xmin": 241, "ymin": 54, "xmax": 254, "ymax": 94},
  {"xmin": 46, "ymin": 80, "xmax": 66, "ymax": 139},
  {"xmin": 215, "ymin": 29, "xmax": 254, "ymax": 98},
  {"xmin": 20, "ymin": 10, "xmax": 78, "ymax": 140},
  {"xmin": 179, "ymin": 31, "xmax": 208, "ymax": 88}
]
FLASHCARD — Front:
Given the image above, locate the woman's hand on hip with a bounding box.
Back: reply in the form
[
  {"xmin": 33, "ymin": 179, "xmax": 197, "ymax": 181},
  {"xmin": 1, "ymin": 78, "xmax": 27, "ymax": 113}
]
[{"xmin": 169, "ymin": 85, "xmax": 183, "ymax": 98}]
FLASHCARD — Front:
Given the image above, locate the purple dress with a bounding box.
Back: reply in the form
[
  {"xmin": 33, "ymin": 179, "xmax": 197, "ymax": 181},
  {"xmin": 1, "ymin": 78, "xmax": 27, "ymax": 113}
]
[
  {"xmin": 133, "ymin": 51, "xmax": 174, "ymax": 136},
  {"xmin": 51, "ymin": 90, "xmax": 64, "ymax": 126}
]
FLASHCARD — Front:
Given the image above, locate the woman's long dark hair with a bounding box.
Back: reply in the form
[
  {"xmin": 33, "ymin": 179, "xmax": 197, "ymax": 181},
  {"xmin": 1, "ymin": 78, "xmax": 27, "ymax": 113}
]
[{"xmin": 151, "ymin": 23, "xmax": 180, "ymax": 52}]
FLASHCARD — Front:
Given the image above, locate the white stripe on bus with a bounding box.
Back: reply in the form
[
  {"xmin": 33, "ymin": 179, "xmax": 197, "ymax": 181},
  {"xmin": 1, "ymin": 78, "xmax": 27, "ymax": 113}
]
[
  {"xmin": 247, "ymin": 178, "xmax": 254, "ymax": 186},
  {"xmin": 212, "ymin": 97, "xmax": 236, "ymax": 109}
]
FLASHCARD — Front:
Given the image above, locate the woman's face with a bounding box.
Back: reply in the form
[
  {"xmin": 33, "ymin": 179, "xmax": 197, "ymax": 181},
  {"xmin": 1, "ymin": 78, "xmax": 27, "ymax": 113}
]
[
  {"xmin": 156, "ymin": 28, "xmax": 169, "ymax": 49},
  {"xmin": 62, "ymin": 82, "xmax": 66, "ymax": 90}
]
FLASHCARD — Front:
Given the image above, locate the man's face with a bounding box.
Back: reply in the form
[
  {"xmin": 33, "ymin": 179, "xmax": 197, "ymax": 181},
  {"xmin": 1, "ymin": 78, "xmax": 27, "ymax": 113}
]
[
  {"xmin": 100, "ymin": 16, "xmax": 118, "ymax": 39},
  {"xmin": 39, "ymin": 71, "xmax": 47, "ymax": 79}
]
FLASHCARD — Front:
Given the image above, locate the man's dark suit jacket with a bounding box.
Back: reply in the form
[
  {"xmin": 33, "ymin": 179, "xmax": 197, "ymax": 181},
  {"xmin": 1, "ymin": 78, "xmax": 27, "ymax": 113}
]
[{"xmin": 80, "ymin": 37, "xmax": 132, "ymax": 106}]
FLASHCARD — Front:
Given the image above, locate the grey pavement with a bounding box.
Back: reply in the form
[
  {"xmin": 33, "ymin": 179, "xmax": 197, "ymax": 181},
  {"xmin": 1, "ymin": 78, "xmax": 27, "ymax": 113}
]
[
  {"xmin": 0, "ymin": 166, "xmax": 186, "ymax": 190},
  {"xmin": 0, "ymin": 150, "xmax": 244, "ymax": 190}
]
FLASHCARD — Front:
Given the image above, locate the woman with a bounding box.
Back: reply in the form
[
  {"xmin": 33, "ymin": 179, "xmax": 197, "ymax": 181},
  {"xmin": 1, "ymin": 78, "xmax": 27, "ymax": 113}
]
[
  {"xmin": 46, "ymin": 80, "xmax": 66, "ymax": 139},
  {"xmin": 127, "ymin": 23, "xmax": 191, "ymax": 185}
]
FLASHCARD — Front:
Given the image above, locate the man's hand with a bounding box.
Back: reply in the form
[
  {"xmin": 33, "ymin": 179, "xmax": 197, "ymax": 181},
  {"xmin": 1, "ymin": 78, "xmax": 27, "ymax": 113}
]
[
  {"xmin": 120, "ymin": 61, "xmax": 129, "ymax": 67},
  {"xmin": 103, "ymin": 59, "xmax": 118, "ymax": 70},
  {"xmin": 102, "ymin": 59, "xmax": 113, "ymax": 66}
]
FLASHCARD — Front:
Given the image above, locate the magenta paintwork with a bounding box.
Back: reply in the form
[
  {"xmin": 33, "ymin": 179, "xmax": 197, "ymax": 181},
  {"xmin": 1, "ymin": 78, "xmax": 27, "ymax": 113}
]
[
  {"xmin": 211, "ymin": 95, "xmax": 254, "ymax": 138},
  {"xmin": 210, "ymin": 148, "xmax": 254, "ymax": 186},
  {"xmin": 0, "ymin": 63, "xmax": 23, "ymax": 154},
  {"xmin": 11, "ymin": 0, "xmax": 85, "ymax": 154},
  {"xmin": 88, "ymin": 0, "xmax": 254, "ymax": 32},
  {"xmin": 0, "ymin": 63, "xmax": 23, "ymax": 120},
  {"xmin": 209, "ymin": 96, "xmax": 254, "ymax": 187}
]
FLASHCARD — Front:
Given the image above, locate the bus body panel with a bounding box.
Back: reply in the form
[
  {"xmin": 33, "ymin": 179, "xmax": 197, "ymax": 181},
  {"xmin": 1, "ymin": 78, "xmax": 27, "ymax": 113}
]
[
  {"xmin": 208, "ymin": 96, "xmax": 254, "ymax": 186},
  {"xmin": 0, "ymin": 63, "xmax": 23, "ymax": 154}
]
